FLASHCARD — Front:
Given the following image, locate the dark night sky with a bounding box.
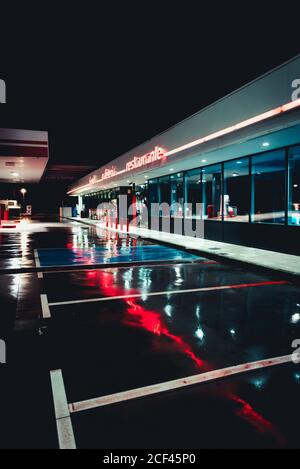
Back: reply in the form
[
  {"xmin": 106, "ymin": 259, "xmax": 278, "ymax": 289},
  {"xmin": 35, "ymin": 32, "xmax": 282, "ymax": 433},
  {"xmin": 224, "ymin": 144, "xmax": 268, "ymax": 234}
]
[{"xmin": 1, "ymin": 6, "xmax": 300, "ymax": 169}]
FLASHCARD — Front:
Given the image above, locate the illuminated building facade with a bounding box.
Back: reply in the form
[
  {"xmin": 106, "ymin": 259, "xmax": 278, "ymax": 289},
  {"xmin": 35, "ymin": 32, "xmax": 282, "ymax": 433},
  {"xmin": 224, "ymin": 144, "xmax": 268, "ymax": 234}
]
[{"xmin": 68, "ymin": 55, "xmax": 300, "ymax": 254}]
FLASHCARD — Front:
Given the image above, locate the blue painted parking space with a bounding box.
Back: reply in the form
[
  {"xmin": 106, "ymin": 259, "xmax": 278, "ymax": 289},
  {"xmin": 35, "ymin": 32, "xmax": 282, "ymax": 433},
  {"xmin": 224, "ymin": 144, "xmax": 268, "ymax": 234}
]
[{"xmin": 37, "ymin": 244, "xmax": 200, "ymax": 267}]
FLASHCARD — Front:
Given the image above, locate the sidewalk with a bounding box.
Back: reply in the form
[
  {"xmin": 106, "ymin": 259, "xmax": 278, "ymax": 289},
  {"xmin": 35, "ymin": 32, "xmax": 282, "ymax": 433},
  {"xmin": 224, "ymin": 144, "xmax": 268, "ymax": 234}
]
[{"xmin": 67, "ymin": 217, "xmax": 300, "ymax": 280}]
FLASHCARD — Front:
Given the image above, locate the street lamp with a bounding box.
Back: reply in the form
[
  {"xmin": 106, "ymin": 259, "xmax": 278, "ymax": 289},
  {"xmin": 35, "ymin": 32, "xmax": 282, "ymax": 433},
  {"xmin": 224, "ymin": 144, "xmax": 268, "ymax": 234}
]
[{"xmin": 20, "ymin": 188, "xmax": 27, "ymax": 211}]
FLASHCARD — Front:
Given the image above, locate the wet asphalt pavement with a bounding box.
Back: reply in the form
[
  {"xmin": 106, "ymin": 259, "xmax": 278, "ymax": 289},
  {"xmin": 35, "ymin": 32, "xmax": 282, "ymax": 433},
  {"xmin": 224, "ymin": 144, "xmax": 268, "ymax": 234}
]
[{"xmin": 0, "ymin": 218, "xmax": 299, "ymax": 449}]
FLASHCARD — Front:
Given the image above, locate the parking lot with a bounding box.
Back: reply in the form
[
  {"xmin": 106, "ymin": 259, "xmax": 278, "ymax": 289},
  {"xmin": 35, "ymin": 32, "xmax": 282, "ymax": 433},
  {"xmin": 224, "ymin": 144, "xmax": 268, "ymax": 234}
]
[{"xmin": 0, "ymin": 219, "xmax": 300, "ymax": 449}]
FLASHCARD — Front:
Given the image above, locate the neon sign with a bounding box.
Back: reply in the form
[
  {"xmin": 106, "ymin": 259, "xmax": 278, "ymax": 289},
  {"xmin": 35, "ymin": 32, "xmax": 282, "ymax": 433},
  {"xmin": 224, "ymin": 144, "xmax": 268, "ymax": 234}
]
[
  {"xmin": 89, "ymin": 175, "xmax": 97, "ymax": 184},
  {"xmin": 126, "ymin": 146, "xmax": 166, "ymax": 171},
  {"xmin": 89, "ymin": 167, "xmax": 117, "ymax": 185},
  {"xmin": 101, "ymin": 167, "xmax": 117, "ymax": 180},
  {"xmin": 68, "ymin": 96, "xmax": 300, "ymax": 195},
  {"xmin": 85, "ymin": 148, "xmax": 165, "ymax": 190}
]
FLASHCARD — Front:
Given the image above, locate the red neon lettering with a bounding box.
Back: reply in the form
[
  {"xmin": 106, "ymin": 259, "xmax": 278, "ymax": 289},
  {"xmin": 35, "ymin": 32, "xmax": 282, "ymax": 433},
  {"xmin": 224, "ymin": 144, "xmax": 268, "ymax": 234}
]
[
  {"xmin": 101, "ymin": 168, "xmax": 117, "ymax": 180},
  {"xmin": 126, "ymin": 146, "xmax": 166, "ymax": 172},
  {"xmin": 89, "ymin": 175, "xmax": 97, "ymax": 184}
]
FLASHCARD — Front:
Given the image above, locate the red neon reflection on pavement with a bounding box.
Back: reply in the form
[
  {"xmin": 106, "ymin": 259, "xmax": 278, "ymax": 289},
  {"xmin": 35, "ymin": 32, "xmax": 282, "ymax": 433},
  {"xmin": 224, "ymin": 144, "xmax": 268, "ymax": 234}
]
[
  {"xmin": 125, "ymin": 299, "xmax": 204, "ymax": 368},
  {"xmin": 230, "ymin": 394, "xmax": 286, "ymax": 447},
  {"xmin": 87, "ymin": 271, "xmax": 97, "ymax": 278},
  {"xmin": 86, "ymin": 269, "xmax": 204, "ymax": 368},
  {"xmin": 85, "ymin": 267, "xmax": 286, "ymax": 445}
]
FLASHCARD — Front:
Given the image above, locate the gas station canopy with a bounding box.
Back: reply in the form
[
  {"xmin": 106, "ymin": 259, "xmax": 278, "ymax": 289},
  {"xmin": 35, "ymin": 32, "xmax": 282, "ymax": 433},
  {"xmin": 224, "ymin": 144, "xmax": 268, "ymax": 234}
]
[{"xmin": 0, "ymin": 128, "xmax": 49, "ymax": 184}]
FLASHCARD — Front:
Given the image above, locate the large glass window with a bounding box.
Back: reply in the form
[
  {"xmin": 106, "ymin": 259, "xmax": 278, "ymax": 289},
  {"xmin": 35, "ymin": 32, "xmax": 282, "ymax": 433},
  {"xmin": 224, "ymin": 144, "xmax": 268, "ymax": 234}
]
[
  {"xmin": 159, "ymin": 175, "xmax": 170, "ymax": 217},
  {"xmin": 135, "ymin": 184, "xmax": 148, "ymax": 227},
  {"xmin": 170, "ymin": 172, "xmax": 184, "ymax": 217},
  {"xmin": 202, "ymin": 164, "xmax": 222, "ymax": 221},
  {"xmin": 224, "ymin": 158, "xmax": 250, "ymax": 222},
  {"xmin": 159, "ymin": 176, "xmax": 170, "ymax": 205},
  {"xmin": 148, "ymin": 178, "xmax": 159, "ymax": 229},
  {"xmin": 184, "ymin": 169, "xmax": 201, "ymax": 218},
  {"xmin": 148, "ymin": 178, "xmax": 159, "ymax": 205},
  {"xmin": 288, "ymin": 146, "xmax": 300, "ymax": 226},
  {"xmin": 252, "ymin": 150, "xmax": 285, "ymax": 224}
]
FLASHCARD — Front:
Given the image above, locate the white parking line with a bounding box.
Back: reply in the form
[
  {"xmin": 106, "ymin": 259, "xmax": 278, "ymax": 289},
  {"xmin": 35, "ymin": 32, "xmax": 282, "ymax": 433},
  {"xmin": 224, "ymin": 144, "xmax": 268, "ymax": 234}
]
[
  {"xmin": 41, "ymin": 260, "xmax": 218, "ymax": 275},
  {"xmin": 34, "ymin": 249, "xmax": 41, "ymax": 268},
  {"xmin": 50, "ymin": 370, "xmax": 70, "ymax": 419},
  {"xmin": 31, "ymin": 259, "xmax": 196, "ymax": 270},
  {"xmin": 40, "ymin": 294, "xmax": 51, "ymax": 318},
  {"xmin": 50, "ymin": 370, "xmax": 76, "ymax": 449},
  {"xmin": 69, "ymin": 354, "xmax": 293, "ymax": 414},
  {"xmin": 48, "ymin": 281, "xmax": 288, "ymax": 307}
]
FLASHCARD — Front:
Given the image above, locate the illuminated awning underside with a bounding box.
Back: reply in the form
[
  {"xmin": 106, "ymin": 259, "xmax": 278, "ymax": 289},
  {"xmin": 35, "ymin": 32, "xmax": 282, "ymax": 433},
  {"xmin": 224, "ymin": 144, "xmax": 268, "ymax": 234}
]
[
  {"xmin": 69, "ymin": 98, "xmax": 300, "ymax": 195},
  {"xmin": 0, "ymin": 128, "xmax": 49, "ymax": 184}
]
